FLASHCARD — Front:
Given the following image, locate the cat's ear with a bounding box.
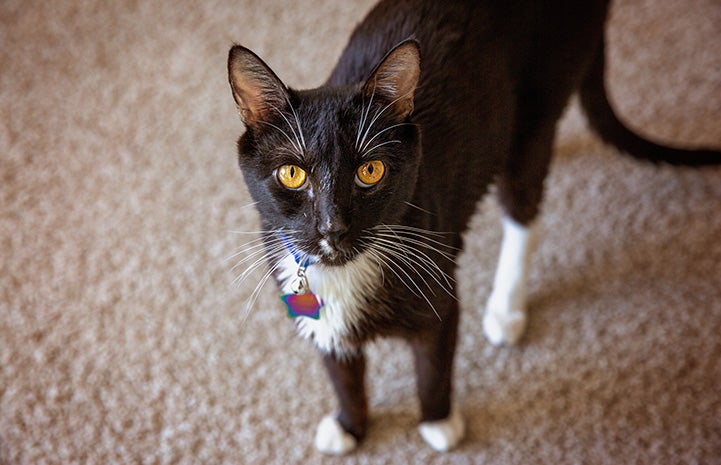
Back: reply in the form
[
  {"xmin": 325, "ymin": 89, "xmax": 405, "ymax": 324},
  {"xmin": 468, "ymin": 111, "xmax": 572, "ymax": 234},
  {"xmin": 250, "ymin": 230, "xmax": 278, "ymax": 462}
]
[
  {"xmin": 228, "ymin": 45, "xmax": 289, "ymax": 128},
  {"xmin": 363, "ymin": 40, "xmax": 421, "ymax": 119}
]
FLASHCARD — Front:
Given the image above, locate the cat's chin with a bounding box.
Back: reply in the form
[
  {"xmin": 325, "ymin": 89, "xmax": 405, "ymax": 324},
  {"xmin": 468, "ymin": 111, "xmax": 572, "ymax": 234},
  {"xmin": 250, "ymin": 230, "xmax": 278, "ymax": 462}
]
[{"xmin": 319, "ymin": 253, "xmax": 356, "ymax": 267}]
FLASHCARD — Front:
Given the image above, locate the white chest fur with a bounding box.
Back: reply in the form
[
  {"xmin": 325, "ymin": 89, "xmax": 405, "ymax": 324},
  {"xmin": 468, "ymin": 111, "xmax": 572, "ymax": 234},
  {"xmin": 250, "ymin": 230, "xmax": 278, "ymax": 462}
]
[{"xmin": 276, "ymin": 252, "xmax": 382, "ymax": 354}]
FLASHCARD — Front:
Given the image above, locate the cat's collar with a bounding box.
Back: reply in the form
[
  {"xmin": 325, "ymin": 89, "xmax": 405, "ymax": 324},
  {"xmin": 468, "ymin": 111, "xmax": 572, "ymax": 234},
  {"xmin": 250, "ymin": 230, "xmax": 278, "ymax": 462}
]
[
  {"xmin": 279, "ymin": 232, "xmax": 319, "ymax": 268},
  {"xmin": 278, "ymin": 232, "xmax": 323, "ymax": 319}
]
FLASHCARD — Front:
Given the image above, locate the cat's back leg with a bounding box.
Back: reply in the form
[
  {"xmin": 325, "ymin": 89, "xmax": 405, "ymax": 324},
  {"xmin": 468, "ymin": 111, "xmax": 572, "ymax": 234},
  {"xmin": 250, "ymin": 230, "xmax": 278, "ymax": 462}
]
[
  {"xmin": 483, "ymin": 116, "xmax": 552, "ymax": 345},
  {"xmin": 483, "ymin": 9, "xmax": 604, "ymax": 344}
]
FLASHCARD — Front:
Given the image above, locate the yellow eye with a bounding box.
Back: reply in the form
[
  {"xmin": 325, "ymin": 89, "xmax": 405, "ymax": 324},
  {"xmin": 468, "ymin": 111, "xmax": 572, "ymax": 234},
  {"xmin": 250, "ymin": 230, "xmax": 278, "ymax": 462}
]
[
  {"xmin": 276, "ymin": 164, "xmax": 307, "ymax": 189},
  {"xmin": 355, "ymin": 160, "xmax": 385, "ymax": 187}
]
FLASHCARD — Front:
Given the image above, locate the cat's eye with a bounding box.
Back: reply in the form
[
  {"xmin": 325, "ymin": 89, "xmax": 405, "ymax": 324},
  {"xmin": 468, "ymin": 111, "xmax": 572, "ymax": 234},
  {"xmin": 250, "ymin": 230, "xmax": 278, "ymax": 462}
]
[
  {"xmin": 355, "ymin": 160, "xmax": 385, "ymax": 187},
  {"xmin": 276, "ymin": 164, "xmax": 307, "ymax": 190}
]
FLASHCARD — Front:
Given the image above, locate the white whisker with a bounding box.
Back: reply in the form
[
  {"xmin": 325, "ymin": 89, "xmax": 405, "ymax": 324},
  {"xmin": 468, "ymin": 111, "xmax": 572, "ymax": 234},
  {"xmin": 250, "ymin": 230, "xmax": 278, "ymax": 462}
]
[
  {"xmin": 370, "ymin": 241, "xmax": 438, "ymax": 298},
  {"xmin": 229, "ymin": 243, "xmax": 277, "ymax": 273},
  {"xmin": 404, "ymin": 201, "xmax": 434, "ymax": 216},
  {"xmin": 240, "ymin": 256, "xmax": 284, "ymax": 327},
  {"xmin": 369, "ymin": 236, "xmax": 455, "ymax": 297},
  {"xmin": 225, "ymin": 239, "xmax": 268, "ymax": 264},
  {"xmin": 234, "ymin": 201, "xmax": 259, "ymax": 211},
  {"xmin": 375, "ymin": 225, "xmax": 458, "ymax": 252},
  {"xmin": 258, "ymin": 120, "xmax": 302, "ymax": 156},
  {"xmin": 358, "ymin": 87, "xmax": 416, "ymax": 151},
  {"xmin": 376, "ymin": 224, "xmax": 453, "ymax": 238},
  {"xmin": 362, "ymin": 139, "xmax": 401, "ymax": 159},
  {"xmin": 283, "ymin": 96, "xmax": 307, "ymax": 151},
  {"xmin": 363, "ymin": 242, "xmax": 429, "ymax": 300},
  {"xmin": 268, "ymin": 103, "xmax": 304, "ymax": 156},
  {"xmin": 360, "ymin": 122, "xmax": 412, "ymax": 153},
  {"xmin": 374, "ymin": 231, "xmax": 457, "ymax": 263},
  {"xmin": 356, "ymin": 82, "xmax": 377, "ymax": 149}
]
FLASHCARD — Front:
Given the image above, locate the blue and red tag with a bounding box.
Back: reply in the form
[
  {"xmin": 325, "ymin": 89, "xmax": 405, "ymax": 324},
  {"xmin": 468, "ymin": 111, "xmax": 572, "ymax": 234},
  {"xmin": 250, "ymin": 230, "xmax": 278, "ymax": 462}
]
[{"xmin": 281, "ymin": 291, "xmax": 323, "ymax": 320}]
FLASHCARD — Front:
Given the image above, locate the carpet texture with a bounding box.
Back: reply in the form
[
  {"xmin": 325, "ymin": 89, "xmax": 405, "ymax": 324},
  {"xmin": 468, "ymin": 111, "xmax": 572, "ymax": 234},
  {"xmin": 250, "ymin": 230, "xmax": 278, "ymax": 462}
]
[{"xmin": 2, "ymin": 1, "xmax": 720, "ymax": 464}]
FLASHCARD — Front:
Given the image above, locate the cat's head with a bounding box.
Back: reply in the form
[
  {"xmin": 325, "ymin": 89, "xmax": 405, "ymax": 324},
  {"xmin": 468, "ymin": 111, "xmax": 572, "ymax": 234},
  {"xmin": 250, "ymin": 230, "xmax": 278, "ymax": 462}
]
[{"xmin": 228, "ymin": 41, "xmax": 421, "ymax": 266}]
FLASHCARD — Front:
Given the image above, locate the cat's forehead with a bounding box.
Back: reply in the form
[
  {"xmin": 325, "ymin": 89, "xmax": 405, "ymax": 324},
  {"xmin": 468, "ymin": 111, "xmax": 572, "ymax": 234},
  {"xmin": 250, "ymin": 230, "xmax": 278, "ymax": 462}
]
[
  {"xmin": 295, "ymin": 87, "xmax": 358, "ymax": 127},
  {"xmin": 291, "ymin": 87, "xmax": 361, "ymax": 155}
]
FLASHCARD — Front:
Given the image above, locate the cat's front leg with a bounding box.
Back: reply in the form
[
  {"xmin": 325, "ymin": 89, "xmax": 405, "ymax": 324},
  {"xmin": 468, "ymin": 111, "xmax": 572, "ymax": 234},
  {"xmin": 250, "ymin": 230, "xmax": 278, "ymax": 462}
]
[
  {"xmin": 314, "ymin": 351, "xmax": 367, "ymax": 455},
  {"xmin": 483, "ymin": 217, "xmax": 537, "ymax": 345},
  {"xmin": 411, "ymin": 308, "xmax": 465, "ymax": 451}
]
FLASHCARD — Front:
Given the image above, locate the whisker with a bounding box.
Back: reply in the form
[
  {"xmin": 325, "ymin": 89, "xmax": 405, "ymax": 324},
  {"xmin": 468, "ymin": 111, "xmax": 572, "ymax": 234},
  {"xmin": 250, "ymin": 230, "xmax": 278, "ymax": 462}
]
[
  {"xmin": 234, "ymin": 201, "xmax": 259, "ymax": 211},
  {"xmin": 374, "ymin": 227, "xmax": 458, "ymax": 259},
  {"xmin": 374, "ymin": 231, "xmax": 457, "ymax": 263},
  {"xmin": 228, "ymin": 230, "xmax": 269, "ymax": 235},
  {"xmin": 227, "ymin": 229, "xmax": 297, "ymax": 281},
  {"xmin": 287, "ymin": 98, "xmax": 307, "ymax": 151},
  {"xmin": 356, "ymin": 81, "xmax": 377, "ymax": 149},
  {"xmin": 269, "ymin": 103, "xmax": 305, "ymax": 155},
  {"xmin": 375, "ymin": 224, "xmax": 454, "ymax": 238},
  {"xmin": 369, "ymin": 236, "xmax": 455, "ymax": 295},
  {"xmin": 231, "ymin": 254, "xmax": 268, "ymax": 287},
  {"xmin": 374, "ymin": 224, "xmax": 459, "ymax": 253},
  {"xmin": 229, "ymin": 243, "xmax": 279, "ymax": 273},
  {"xmin": 225, "ymin": 239, "xmax": 268, "ymax": 264},
  {"xmin": 368, "ymin": 224, "xmax": 459, "ymax": 300},
  {"xmin": 362, "ymin": 140, "xmax": 401, "ymax": 159},
  {"xmin": 359, "ymin": 87, "xmax": 416, "ymax": 151},
  {"xmin": 371, "ymin": 235, "xmax": 453, "ymax": 278},
  {"xmin": 361, "ymin": 239, "xmax": 442, "ymax": 320},
  {"xmin": 224, "ymin": 233, "xmax": 289, "ymax": 262},
  {"xmin": 240, "ymin": 256, "xmax": 285, "ymax": 327},
  {"xmin": 404, "ymin": 201, "xmax": 434, "ymax": 216},
  {"xmin": 258, "ymin": 120, "xmax": 302, "ymax": 156},
  {"xmin": 363, "ymin": 242, "xmax": 427, "ymax": 300},
  {"xmin": 370, "ymin": 242, "xmax": 438, "ymax": 298},
  {"xmin": 360, "ymin": 122, "xmax": 413, "ymax": 153}
]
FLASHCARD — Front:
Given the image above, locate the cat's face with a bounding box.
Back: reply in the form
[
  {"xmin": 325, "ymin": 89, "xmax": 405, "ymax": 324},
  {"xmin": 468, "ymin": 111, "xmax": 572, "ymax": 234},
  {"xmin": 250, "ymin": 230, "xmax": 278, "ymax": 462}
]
[{"xmin": 229, "ymin": 42, "xmax": 421, "ymax": 266}]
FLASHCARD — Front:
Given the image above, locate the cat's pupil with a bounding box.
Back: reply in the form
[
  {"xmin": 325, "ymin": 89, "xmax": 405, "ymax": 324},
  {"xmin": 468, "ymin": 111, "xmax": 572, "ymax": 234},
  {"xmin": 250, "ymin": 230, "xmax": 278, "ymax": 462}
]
[
  {"xmin": 367, "ymin": 164, "xmax": 374, "ymax": 175},
  {"xmin": 290, "ymin": 166, "xmax": 296, "ymax": 177}
]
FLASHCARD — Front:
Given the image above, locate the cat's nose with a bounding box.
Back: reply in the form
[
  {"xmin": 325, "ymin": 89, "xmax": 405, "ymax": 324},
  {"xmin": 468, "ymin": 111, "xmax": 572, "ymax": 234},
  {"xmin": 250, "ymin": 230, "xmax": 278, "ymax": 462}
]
[{"xmin": 318, "ymin": 219, "xmax": 349, "ymax": 249}]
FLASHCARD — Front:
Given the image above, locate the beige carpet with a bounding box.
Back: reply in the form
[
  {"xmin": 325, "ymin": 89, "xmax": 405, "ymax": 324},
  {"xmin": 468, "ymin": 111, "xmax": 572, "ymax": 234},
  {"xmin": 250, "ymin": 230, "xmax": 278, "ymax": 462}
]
[{"xmin": 2, "ymin": 0, "xmax": 721, "ymax": 463}]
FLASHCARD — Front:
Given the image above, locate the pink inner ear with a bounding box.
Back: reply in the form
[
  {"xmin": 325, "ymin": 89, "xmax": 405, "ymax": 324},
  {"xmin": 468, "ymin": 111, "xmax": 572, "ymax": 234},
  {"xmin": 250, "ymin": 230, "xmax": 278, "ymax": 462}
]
[
  {"xmin": 228, "ymin": 47, "xmax": 289, "ymax": 126},
  {"xmin": 230, "ymin": 68, "xmax": 268, "ymax": 122},
  {"xmin": 365, "ymin": 42, "xmax": 421, "ymax": 118}
]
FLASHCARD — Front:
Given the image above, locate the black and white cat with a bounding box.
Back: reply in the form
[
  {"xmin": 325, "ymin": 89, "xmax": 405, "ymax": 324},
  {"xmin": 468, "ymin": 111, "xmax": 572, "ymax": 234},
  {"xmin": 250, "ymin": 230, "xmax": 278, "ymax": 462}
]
[{"xmin": 227, "ymin": 0, "xmax": 720, "ymax": 454}]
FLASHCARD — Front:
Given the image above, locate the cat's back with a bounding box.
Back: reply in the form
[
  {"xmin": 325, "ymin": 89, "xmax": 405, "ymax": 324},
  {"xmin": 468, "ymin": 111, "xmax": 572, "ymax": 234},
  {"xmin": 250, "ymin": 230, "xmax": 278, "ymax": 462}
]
[
  {"xmin": 327, "ymin": 0, "xmax": 484, "ymax": 87},
  {"xmin": 328, "ymin": 0, "xmax": 608, "ymax": 90}
]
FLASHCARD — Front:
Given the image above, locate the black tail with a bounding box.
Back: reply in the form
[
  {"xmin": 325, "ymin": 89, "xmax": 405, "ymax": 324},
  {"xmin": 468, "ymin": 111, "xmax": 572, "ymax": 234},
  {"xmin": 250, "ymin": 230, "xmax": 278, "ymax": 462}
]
[{"xmin": 579, "ymin": 40, "xmax": 721, "ymax": 166}]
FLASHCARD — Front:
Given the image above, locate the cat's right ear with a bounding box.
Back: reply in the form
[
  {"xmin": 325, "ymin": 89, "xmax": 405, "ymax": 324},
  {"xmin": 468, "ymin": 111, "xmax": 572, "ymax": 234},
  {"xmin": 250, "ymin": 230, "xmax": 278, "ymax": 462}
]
[{"xmin": 228, "ymin": 45, "xmax": 289, "ymax": 128}]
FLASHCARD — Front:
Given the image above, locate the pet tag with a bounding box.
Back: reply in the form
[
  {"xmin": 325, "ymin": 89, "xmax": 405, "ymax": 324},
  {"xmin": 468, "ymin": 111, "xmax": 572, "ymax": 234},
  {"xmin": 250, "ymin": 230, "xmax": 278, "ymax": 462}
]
[
  {"xmin": 282, "ymin": 265, "xmax": 323, "ymax": 319},
  {"xmin": 282, "ymin": 291, "xmax": 323, "ymax": 320}
]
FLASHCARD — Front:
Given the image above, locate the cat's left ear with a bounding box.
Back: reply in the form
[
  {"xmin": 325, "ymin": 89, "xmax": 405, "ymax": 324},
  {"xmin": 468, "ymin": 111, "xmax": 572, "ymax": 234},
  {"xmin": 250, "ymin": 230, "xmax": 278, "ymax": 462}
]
[
  {"xmin": 363, "ymin": 40, "xmax": 421, "ymax": 119},
  {"xmin": 228, "ymin": 45, "xmax": 289, "ymax": 128}
]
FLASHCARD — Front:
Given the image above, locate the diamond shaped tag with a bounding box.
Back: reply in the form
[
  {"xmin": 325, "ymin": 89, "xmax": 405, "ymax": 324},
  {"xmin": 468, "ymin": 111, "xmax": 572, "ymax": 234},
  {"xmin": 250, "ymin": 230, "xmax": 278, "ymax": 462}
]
[{"xmin": 281, "ymin": 291, "xmax": 323, "ymax": 320}]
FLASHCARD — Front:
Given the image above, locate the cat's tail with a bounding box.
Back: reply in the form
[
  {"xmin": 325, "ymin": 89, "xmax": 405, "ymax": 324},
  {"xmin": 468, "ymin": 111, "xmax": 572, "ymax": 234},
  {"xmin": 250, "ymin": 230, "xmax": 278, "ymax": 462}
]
[{"xmin": 579, "ymin": 41, "xmax": 721, "ymax": 166}]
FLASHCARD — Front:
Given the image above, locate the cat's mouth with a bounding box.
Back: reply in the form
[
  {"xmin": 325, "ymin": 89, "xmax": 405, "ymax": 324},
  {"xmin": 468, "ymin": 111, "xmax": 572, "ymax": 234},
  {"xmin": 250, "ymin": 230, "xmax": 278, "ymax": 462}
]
[{"xmin": 318, "ymin": 249, "xmax": 355, "ymax": 267}]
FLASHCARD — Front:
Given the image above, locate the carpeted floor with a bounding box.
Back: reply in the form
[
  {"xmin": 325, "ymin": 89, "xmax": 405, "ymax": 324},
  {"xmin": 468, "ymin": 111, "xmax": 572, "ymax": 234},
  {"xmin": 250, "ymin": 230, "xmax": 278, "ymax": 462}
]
[{"xmin": 2, "ymin": 0, "xmax": 720, "ymax": 464}]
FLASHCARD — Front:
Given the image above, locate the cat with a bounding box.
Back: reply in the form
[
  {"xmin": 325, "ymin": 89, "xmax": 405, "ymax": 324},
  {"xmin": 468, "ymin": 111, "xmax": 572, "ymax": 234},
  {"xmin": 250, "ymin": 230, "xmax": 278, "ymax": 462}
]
[{"xmin": 227, "ymin": 0, "xmax": 720, "ymax": 455}]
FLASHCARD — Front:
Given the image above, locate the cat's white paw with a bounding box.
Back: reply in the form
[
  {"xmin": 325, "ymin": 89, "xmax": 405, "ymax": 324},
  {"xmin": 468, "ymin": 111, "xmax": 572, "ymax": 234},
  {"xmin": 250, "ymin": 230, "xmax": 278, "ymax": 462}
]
[
  {"xmin": 483, "ymin": 296, "xmax": 527, "ymax": 345},
  {"xmin": 418, "ymin": 406, "xmax": 465, "ymax": 452},
  {"xmin": 314, "ymin": 414, "xmax": 357, "ymax": 455}
]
